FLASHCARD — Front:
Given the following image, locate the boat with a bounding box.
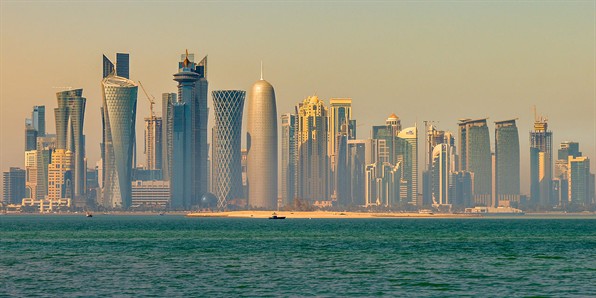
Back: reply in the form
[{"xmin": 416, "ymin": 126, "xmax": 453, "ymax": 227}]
[
  {"xmin": 268, "ymin": 213, "xmax": 286, "ymax": 220},
  {"xmin": 86, "ymin": 212, "xmax": 93, "ymax": 218}
]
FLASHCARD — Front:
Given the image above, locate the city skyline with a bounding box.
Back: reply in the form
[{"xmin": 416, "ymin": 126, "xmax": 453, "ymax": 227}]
[{"xmin": 1, "ymin": 2, "xmax": 594, "ymax": 197}]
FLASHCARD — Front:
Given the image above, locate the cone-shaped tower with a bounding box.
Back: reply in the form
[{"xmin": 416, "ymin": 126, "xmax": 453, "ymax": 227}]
[{"xmin": 246, "ymin": 66, "xmax": 278, "ymax": 209}]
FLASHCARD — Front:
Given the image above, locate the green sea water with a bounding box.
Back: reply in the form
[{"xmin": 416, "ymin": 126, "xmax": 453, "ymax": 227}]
[{"xmin": 1, "ymin": 215, "xmax": 595, "ymax": 297}]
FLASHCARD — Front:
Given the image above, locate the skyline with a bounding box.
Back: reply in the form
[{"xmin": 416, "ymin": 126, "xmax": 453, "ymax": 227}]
[{"xmin": 1, "ymin": 1, "xmax": 595, "ymax": 195}]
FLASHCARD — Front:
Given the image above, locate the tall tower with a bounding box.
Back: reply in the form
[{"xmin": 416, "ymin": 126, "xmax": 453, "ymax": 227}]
[
  {"xmin": 2, "ymin": 167, "xmax": 26, "ymax": 205},
  {"xmin": 101, "ymin": 75, "xmax": 138, "ymax": 209},
  {"xmin": 161, "ymin": 92, "xmax": 176, "ymax": 181},
  {"xmin": 55, "ymin": 89, "xmax": 86, "ymax": 198},
  {"xmin": 495, "ymin": 119, "xmax": 520, "ymax": 206},
  {"xmin": 144, "ymin": 116, "xmax": 162, "ymax": 170},
  {"xmin": 103, "ymin": 53, "xmax": 129, "ymax": 79},
  {"xmin": 171, "ymin": 54, "xmax": 199, "ymax": 209},
  {"xmin": 47, "ymin": 149, "xmax": 73, "ymax": 201},
  {"xmin": 24, "ymin": 119, "xmax": 37, "ymax": 151},
  {"xmin": 296, "ymin": 95, "xmax": 329, "ymax": 202},
  {"xmin": 246, "ymin": 68, "xmax": 278, "ymax": 209},
  {"xmin": 568, "ymin": 156, "xmax": 591, "ymax": 205},
  {"xmin": 32, "ymin": 106, "xmax": 45, "ymax": 137},
  {"xmin": 398, "ymin": 126, "xmax": 418, "ymax": 205},
  {"xmin": 328, "ymin": 98, "xmax": 353, "ymax": 164},
  {"xmin": 212, "ymin": 90, "xmax": 245, "ymax": 209},
  {"xmin": 281, "ymin": 113, "xmax": 297, "ymax": 207},
  {"xmin": 431, "ymin": 143, "xmax": 455, "ymax": 206},
  {"xmin": 458, "ymin": 118, "xmax": 492, "ymax": 206},
  {"xmin": 529, "ymin": 110, "xmax": 553, "ymax": 206}
]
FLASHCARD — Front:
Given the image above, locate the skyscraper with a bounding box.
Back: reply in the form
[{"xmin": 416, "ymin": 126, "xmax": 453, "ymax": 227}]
[
  {"xmin": 568, "ymin": 156, "xmax": 591, "ymax": 205},
  {"xmin": 558, "ymin": 141, "xmax": 581, "ymax": 160},
  {"xmin": 35, "ymin": 135, "xmax": 56, "ymax": 200},
  {"xmin": 296, "ymin": 95, "xmax": 329, "ymax": 203},
  {"xmin": 328, "ymin": 99, "xmax": 353, "ymax": 167},
  {"xmin": 144, "ymin": 116, "xmax": 162, "ymax": 172},
  {"xmin": 55, "ymin": 89, "xmax": 86, "ymax": 198},
  {"xmin": 398, "ymin": 126, "xmax": 418, "ymax": 205},
  {"xmin": 24, "ymin": 150, "xmax": 37, "ymax": 199},
  {"xmin": 281, "ymin": 113, "xmax": 297, "ymax": 207},
  {"xmin": 246, "ymin": 69, "xmax": 278, "ymax": 209},
  {"xmin": 2, "ymin": 167, "xmax": 26, "ymax": 205},
  {"xmin": 103, "ymin": 53, "xmax": 130, "ymax": 79},
  {"xmin": 161, "ymin": 92, "xmax": 176, "ymax": 181},
  {"xmin": 25, "ymin": 119, "xmax": 37, "ymax": 151},
  {"xmin": 494, "ymin": 119, "xmax": 520, "ymax": 206},
  {"xmin": 32, "ymin": 106, "xmax": 46, "ymax": 137},
  {"xmin": 458, "ymin": 118, "xmax": 492, "ymax": 206},
  {"xmin": 431, "ymin": 143, "xmax": 455, "ymax": 206},
  {"xmin": 101, "ymin": 74, "xmax": 138, "ymax": 209},
  {"xmin": 47, "ymin": 149, "xmax": 73, "ymax": 201},
  {"xmin": 529, "ymin": 111, "xmax": 553, "ymax": 206},
  {"xmin": 212, "ymin": 90, "xmax": 245, "ymax": 210}
]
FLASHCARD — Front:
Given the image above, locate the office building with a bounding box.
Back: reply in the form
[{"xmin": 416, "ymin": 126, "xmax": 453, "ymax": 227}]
[
  {"xmin": 35, "ymin": 135, "xmax": 56, "ymax": 200},
  {"xmin": 296, "ymin": 95, "xmax": 329, "ymax": 202},
  {"xmin": 431, "ymin": 143, "xmax": 455, "ymax": 206},
  {"xmin": 558, "ymin": 142, "xmax": 581, "ymax": 160},
  {"xmin": 131, "ymin": 180, "xmax": 170, "ymax": 209},
  {"xmin": 494, "ymin": 119, "xmax": 520, "ymax": 206},
  {"xmin": 25, "ymin": 119, "xmax": 37, "ymax": 151},
  {"xmin": 246, "ymin": 70, "xmax": 278, "ymax": 209},
  {"xmin": 47, "ymin": 149, "xmax": 73, "ymax": 201},
  {"xmin": 101, "ymin": 74, "xmax": 138, "ymax": 209},
  {"xmin": 144, "ymin": 116, "xmax": 162, "ymax": 171},
  {"xmin": 25, "ymin": 150, "xmax": 37, "ymax": 199},
  {"xmin": 55, "ymin": 89, "xmax": 86, "ymax": 198},
  {"xmin": 529, "ymin": 111, "xmax": 553, "ymax": 206},
  {"xmin": 103, "ymin": 53, "xmax": 130, "ymax": 79},
  {"xmin": 2, "ymin": 167, "xmax": 26, "ymax": 205},
  {"xmin": 458, "ymin": 118, "xmax": 492, "ymax": 206},
  {"xmin": 281, "ymin": 113, "xmax": 297, "ymax": 207},
  {"xmin": 32, "ymin": 105, "xmax": 45, "ymax": 137},
  {"xmin": 212, "ymin": 90, "xmax": 245, "ymax": 209},
  {"xmin": 161, "ymin": 92, "xmax": 176, "ymax": 180},
  {"xmin": 398, "ymin": 126, "xmax": 418, "ymax": 205},
  {"xmin": 569, "ymin": 156, "xmax": 591, "ymax": 205}
]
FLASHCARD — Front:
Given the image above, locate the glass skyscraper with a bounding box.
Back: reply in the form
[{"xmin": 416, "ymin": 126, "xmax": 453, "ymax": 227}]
[
  {"xmin": 212, "ymin": 90, "xmax": 245, "ymax": 210},
  {"xmin": 281, "ymin": 113, "xmax": 297, "ymax": 207},
  {"xmin": 529, "ymin": 113, "xmax": 553, "ymax": 206},
  {"xmin": 101, "ymin": 75, "xmax": 138, "ymax": 209},
  {"xmin": 103, "ymin": 53, "xmax": 129, "ymax": 79},
  {"xmin": 494, "ymin": 119, "xmax": 520, "ymax": 206},
  {"xmin": 458, "ymin": 118, "xmax": 492, "ymax": 207}
]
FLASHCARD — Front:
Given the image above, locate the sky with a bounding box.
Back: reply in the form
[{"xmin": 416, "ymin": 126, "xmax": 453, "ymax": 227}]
[{"xmin": 1, "ymin": 1, "xmax": 594, "ymax": 194}]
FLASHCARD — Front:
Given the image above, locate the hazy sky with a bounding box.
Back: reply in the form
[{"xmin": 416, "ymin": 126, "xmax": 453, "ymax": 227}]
[{"xmin": 1, "ymin": 1, "xmax": 594, "ymax": 194}]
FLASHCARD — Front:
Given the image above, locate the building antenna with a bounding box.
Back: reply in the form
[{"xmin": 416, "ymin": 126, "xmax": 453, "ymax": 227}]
[{"xmin": 260, "ymin": 60, "xmax": 263, "ymax": 80}]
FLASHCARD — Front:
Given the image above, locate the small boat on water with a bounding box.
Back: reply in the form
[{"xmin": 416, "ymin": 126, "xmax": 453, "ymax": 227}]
[
  {"xmin": 86, "ymin": 212, "xmax": 93, "ymax": 218},
  {"xmin": 268, "ymin": 213, "xmax": 286, "ymax": 220}
]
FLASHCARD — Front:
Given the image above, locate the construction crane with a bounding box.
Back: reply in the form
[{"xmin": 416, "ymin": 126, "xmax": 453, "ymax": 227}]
[{"xmin": 138, "ymin": 81, "xmax": 156, "ymax": 120}]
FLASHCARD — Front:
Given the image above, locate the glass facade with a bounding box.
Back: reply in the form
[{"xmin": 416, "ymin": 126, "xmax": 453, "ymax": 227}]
[
  {"xmin": 495, "ymin": 119, "xmax": 520, "ymax": 203},
  {"xmin": 458, "ymin": 119, "xmax": 492, "ymax": 206}
]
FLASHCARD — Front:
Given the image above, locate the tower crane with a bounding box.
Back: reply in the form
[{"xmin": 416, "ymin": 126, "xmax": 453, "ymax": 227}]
[{"xmin": 138, "ymin": 81, "xmax": 156, "ymax": 120}]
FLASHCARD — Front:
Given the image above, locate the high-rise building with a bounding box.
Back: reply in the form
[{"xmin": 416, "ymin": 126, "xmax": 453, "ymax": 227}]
[
  {"xmin": 103, "ymin": 53, "xmax": 130, "ymax": 79},
  {"xmin": 165, "ymin": 51, "xmax": 209, "ymax": 208},
  {"xmin": 422, "ymin": 124, "xmax": 454, "ymax": 206},
  {"xmin": 281, "ymin": 113, "xmax": 297, "ymax": 207},
  {"xmin": 529, "ymin": 111, "xmax": 553, "ymax": 206},
  {"xmin": 101, "ymin": 74, "xmax": 138, "ymax": 209},
  {"xmin": 371, "ymin": 114, "xmax": 401, "ymax": 165},
  {"xmin": 558, "ymin": 142, "xmax": 581, "ymax": 160},
  {"xmin": 144, "ymin": 116, "xmax": 162, "ymax": 171},
  {"xmin": 2, "ymin": 167, "xmax": 26, "ymax": 204},
  {"xmin": 554, "ymin": 141, "xmax": 582, "ymax": 206},
  {"xmin": 296, "ymin": 95, "xmax": 329, "ymax": 202},
  {"xmin": 246, "ymin": 70, "xmax": 278, "ymax": 209},
  {"xmin": 25, "ymin": 150, "xmax": 37, "ymax": 199},
  {"xmin": 32, "ymin": 105, "xmax": 46, "ymax": 137},
  {"xmin": 458, "ymin": 118, "xmax": 492, "ymax": 206},
  {"xmin": 55, "ymin": 89, "xmax": 86, "ymax": 198},
  {"xmin": 568, "ymin": 156, "xmax": 591, "ymax": 205},
  {"xmin": 212, "ymin": 90, "xmax": 245, "ymax": 209},
  {"xmin": 398, "ymin": 126, "xmax": 418, "ymax": 205},
  {"xmin": 47, "ymin": 149, "xmax": 73, "ymax": 201},
  {"xmin": 25, "ymin": 119, "xmax": 37, "ymax": 151},
  {"xmin": 35, "ymin": 135, "xmax": 56, "ymax": 200},
  {"xmin": 431, "ymin": 143, "xmax": 455, "ymax": 206},
  {"xmin": 328, "ymin": 98, "xmax": 354, "ymax": 174},
  {"xmin": 494, "ymin": 119, "xmax": 520, "ymax": 206},
  {"xmin": 161, "ymin": 93, "xmax": 176, "ymax": 181},
  {"xmin": 346, "ymin": 139, "xmax": 376, "ymax": 206}
]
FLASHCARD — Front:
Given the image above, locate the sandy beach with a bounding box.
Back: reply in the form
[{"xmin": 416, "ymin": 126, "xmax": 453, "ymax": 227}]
[{"xmin": 185, "ymin": 210, "xmax": 485, "ymax": 219}]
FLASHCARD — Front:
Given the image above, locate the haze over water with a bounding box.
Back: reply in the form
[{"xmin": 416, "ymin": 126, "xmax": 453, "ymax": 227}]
[{"xmin": 1, "ymin": 215, "xmax": 595, "ymax": 296}]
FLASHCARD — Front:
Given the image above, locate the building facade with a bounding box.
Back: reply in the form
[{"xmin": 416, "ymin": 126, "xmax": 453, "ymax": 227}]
[
  {"xmin": 281, "ymin": 113, "xmax": 297, "ymax": 207},
  {"xmin": 246, "ymin": 75, "xmax": 278, "ymax": 209},
  {"xmin": 144, "ymin": 116, "xmax": 162, "ymax": 171},
  {"xmin": 101, "ymin": 74, "xmax": 138, "ymax": 209},
  {"xmin": 529, "ymin": 113, "xmax": 553, "ymax": 206},
  {"xmin": 494, "ymin": 119, "xmax": 520, "ymax": 206},
  {"xmin": 2, "ymin": 167, "xmax": 26, "ymax": 205},
  {"xmin": 47, "ymin": 149, "xmax": 73, "ymax": 201},
  {"xmin": 211, "ymin": 90, "xmax": 245, "ymax": 209},
  {"xmin": 458, "ymin": 118, "xmax": 492, "ymax": 206}
]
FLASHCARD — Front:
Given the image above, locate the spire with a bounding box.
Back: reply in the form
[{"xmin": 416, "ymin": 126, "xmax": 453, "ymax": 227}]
[
  {"xmin": 183, "ymin": 49, "xmax": 190, "ymax": 68},
  {"xmin": 260, "ymin": 60, "xmax": 263, "ymax": 80}
]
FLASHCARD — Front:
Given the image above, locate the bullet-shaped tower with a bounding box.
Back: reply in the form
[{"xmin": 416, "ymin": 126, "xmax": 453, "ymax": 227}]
[{"xmin": 246, "ymin": 66, "xmax": 278, "ymax": 209}]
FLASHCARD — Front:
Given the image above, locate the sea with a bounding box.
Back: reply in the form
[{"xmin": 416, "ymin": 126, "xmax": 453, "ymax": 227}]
[{"xmin": 1, "ymin": 215, "xmax": 595, "ymax": 297}]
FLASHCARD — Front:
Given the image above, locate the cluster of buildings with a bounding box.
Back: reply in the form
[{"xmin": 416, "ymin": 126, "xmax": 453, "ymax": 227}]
[{"xmin": 2, "ymin": 51, "xmax": 595, "ymax": 212}]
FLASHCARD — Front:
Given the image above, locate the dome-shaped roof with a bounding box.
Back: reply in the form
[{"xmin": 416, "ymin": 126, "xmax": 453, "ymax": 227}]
[
  {"xmin": 388, "ymin": 113, "xmax": 399, "ymax": 120},
  {"xmin": 309, "ymin": 95, "xmax": 319, "ymax": 104},
  {"xmin": 200, "ymin": 192, "xmax": 218, "ymax": 207}
]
